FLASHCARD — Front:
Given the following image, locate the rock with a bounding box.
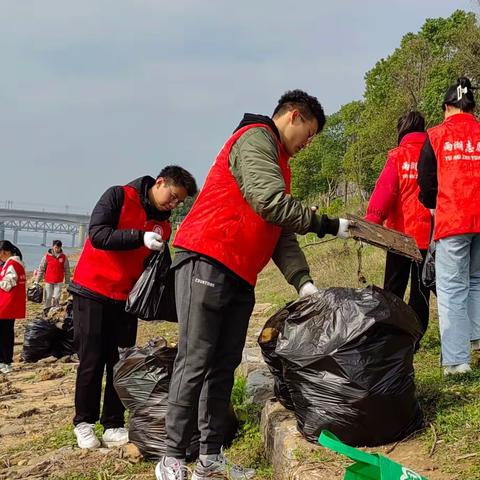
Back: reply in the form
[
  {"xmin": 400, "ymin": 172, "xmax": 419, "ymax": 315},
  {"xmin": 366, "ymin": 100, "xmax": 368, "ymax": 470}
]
[
  {"xmin": 246, "ymin": 369, "xmax": 274, "ymax": 407},
  {"xmin": 238, "ymin": 346, "xmax": 266, "ymax": 376},
  {"xmin": 260, "ymin": 399, "xmax": 343, "ymax": 480}
]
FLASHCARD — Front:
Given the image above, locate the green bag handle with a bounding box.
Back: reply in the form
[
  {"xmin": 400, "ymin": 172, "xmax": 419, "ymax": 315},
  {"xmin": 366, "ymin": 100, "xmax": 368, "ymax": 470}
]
[{"xmin": 319, "ymin": 430, "xmax": 379, "ymax": 467}]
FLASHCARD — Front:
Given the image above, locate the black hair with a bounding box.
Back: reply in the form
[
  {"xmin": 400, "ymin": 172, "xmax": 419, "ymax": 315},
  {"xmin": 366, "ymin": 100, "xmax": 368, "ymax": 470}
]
[
  {"xmin": 442, "ymin": 77, "xmax": 476, "ymax": 113},
  {"xmin": 157, "ymin": 165, "xmax": 198, "ymax": 197},
  {"xmin": 272, "ymin": 89, "xmax": 326, "ymax": 133},
  {"xmin": 52, "ymin": 240, "xmax": 62, "ymax": 247},
  {"xmin": 397, "ymin": 111, "xmax": 425, "ymax": 144},
  {"xmin": 0, "ymin": 240, "xmax": 23, "ymax": 260}
]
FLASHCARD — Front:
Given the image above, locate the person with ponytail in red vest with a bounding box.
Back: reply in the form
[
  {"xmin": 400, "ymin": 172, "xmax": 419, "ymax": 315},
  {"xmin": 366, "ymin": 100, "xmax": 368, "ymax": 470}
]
[
  {"xmin": 156, "ymin": 91, "xmax": 351, "ymax": 480},
  {"xmin": 0, "ymin": 240, "xmax": 26, "ymax": 375},
  {"xmin": 36, "ymin": 239, "xmax": 71, "ymax": 310},
  {"xmin": 366, "ymin": 111, "xmax": 435, "ymax": 346},
  {"xmin": 69, "ymin": 166, "xmax": 197, "ymax": 450},
  {"xmin": 418, "ymin": 77, "xmax": 480, "ymax": 376}
]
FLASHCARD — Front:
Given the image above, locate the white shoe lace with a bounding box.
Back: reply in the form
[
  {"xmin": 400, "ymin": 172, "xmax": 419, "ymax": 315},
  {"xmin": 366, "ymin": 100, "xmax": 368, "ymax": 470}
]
[
  {"xmin": 162, "ymin": 460, "xmax": 191, "ymax": 480},
  {"xmin": 76, "ymin": 423, "xmax": 95, "ymax": 437}
]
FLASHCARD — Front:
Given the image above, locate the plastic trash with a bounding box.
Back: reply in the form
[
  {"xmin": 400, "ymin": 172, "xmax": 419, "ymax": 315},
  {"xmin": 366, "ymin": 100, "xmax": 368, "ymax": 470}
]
[
  {"xmin": 27, "ymin": 284, "xmax": 43, "ymax": 303},
  {"xmin": 21, "ymin": 318, "xmax": 58, "ymax": 362},
  {"xmin": 422, "ymin": 239, "xmax": 435, "ymax": 289},
  {"xmin": 258, "ymin": 306, "xmax": 294, "ymax": 410},
  {"xmin": 319, "ymin": 430, "xmax": 428, "ymax": 479},
  {"xmin": 260, "ymin": 285, "xmax": 424, "ymax": 447},
  {"xmin": 125, "ymin": 249, "xmax": 177, "ymax": 321},
  {"xmin": 113, "ymin": 338, "xmax": 198, "ymax": 461},
  {"xmin": 114, "ymin": 338, "xmax": 237, "ymax": 461}
]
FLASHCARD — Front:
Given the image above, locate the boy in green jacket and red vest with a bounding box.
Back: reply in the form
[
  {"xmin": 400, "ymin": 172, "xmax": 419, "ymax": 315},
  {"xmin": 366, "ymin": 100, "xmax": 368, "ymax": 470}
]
[
  {"xmin": 156, "ymin": 91, "xmax": 351, "ymax": 480},
  {"xmin": 69, "ymin": 166, "xmax": 197, "ymax": 450}
]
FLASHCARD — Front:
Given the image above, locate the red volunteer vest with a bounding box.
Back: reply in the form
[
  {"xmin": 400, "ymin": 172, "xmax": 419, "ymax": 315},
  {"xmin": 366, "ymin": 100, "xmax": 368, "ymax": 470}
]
[
  {"xmin": 173, "ymin": 124, "xmax": 291, "ymax": 286},
  {"xmin": 0, "ymin": 257, "xmax": 26, "ymax": 319},
  {"xmin": 384, "ymin": 132, "xmax": 431, "ymax": 250},
  {"xmin": 45, "ymin": 253, "xmax": 67, "ymax": 283},
  {"xmin": 428, "ymin": 113, "xmax": 480, "ymax": 240},
  {"xmin": 73, "ymin": 185, "xmax": 172, "ymax": 301}
]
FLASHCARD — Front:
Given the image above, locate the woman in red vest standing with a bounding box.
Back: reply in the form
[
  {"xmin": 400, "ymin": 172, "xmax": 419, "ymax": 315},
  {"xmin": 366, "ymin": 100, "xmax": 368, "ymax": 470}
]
[
  {"xmin": 0, "ymin": 240, "xmax": 26, "ymax": 374},
  {"xmin": 36, "ymin": 239, "xmax": 71, "ymax": 309},
  {"xmin": 366, "ymin": 111, "xmax": 434, "ymax": 344},
  {"xmin": 418, "ymin": 77, "xmax": 480, "ymax": 375}
]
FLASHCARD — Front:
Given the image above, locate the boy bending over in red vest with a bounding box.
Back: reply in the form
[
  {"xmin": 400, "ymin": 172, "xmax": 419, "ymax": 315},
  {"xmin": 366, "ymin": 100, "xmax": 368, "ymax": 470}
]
[
  {"xmin": 156, "ymin": 90, "xmax": 351, "ymax": 480},
  {"xmin": 69, "ymin": 166, "xmax": 197, "ymax": 450}
]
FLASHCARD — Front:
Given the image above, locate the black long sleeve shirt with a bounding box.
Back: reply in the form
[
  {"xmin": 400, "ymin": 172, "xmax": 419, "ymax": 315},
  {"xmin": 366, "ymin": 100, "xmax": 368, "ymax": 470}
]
[{"xmin": 417, "ymin": 137, "xmax": 438, "ymax": 209}]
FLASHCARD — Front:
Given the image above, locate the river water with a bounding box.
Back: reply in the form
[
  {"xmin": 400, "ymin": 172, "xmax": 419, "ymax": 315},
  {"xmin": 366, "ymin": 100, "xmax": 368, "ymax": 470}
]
[{"xmin": 2, "ymin": 231, "xmax": 80, "ymax": 272}]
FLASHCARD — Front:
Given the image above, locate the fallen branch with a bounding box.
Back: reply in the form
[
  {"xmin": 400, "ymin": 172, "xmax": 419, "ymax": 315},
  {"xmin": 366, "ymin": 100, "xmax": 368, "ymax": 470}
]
[{"xmin": 428, "ymin": 422, "xmax": 438, "ymax": 457}]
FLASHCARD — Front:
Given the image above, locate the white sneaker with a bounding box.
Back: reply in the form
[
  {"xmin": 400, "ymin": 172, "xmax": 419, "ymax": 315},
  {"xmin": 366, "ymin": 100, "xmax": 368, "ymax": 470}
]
[
  {"xmin": 155, "ymin": 456, "xmax": 190, "ymax": 480},
  {"xmin": 102, "ymin": 427, "xmax": 129, "ymax": 448},
  {"xmin": 444, "ymin": 363, "xmax": 471, "ymax": 376},
  {"xmin": 74, "ymin": 422, "xmax": 101, "ymax": 449},
  {"xmin": 2, "ymin": 364, "xmax": 12, "ymax": 374},
  {"xmin": 0, "ymin": 363, "xmax": 9, "ymax": 374},
  {"xmin": 471, "ymin": 339, "xmax": 480, "ymax": 351}
]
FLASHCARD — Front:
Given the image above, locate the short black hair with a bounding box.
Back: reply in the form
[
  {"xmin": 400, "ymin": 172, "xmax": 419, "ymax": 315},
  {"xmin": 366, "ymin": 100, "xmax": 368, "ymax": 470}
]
[
  {"xmin": 443, "ymin": 77, "xmax": 476, "ymax": 113},
  {"xmin": 272, "ymin": 89, "xmax": 326, "ymax": 133},
  {"xmin": 157, "ymin": 165, "xmax": 198, "ymax": 197},
  {"xmin": 52, "ymin": 240, "xmax": 62, "ymax": 247},
  {"xmin": 397, "ymin": 111, "xmax": 425, "ymax": 144}
]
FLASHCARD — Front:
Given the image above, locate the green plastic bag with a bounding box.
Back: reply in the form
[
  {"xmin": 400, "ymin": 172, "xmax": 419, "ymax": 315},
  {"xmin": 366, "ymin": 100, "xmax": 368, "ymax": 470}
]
[{"xmin": 319, "ymin": 431, "xmax": 428, "ymax": 480}]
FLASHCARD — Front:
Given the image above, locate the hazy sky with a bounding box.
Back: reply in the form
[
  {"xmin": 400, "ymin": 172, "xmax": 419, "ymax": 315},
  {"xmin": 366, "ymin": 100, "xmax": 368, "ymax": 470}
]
[{"xmin": 1, "ymin": 0, "xmax": 476, "ymax": 213}]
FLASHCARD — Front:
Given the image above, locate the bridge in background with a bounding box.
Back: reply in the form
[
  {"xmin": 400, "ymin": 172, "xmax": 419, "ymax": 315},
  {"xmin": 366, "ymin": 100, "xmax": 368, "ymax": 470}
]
[{"xmin": 0, "ymin": 208, "xmax": 90, "ymax": 247}]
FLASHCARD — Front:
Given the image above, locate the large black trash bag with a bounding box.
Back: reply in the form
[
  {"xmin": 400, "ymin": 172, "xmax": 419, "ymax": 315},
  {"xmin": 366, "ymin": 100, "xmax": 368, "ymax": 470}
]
[
  {"xmin": 52, "ymin": 315, "xmax": 75, "ymax": 358},
  {"xmin": 270, "ymin": 285, "xmax": 424, "ymax": 447},
  {"xmin": 125, "ymin": 248, "xmax": 177, "ymax": 321},
  {"xmin": 22, "ymin": 318, "xmax": 58, "ymax": 362},
  {"xmin": 27, "ymin": 284, "xmax": 43, "ymax": 303},
  {"xmin": 258, "ymin": 307, "xmax": 294, "ymax": 410},
  {"xmin": 113, "ymin": 338, "xmax": 199, "ymax": 461}
]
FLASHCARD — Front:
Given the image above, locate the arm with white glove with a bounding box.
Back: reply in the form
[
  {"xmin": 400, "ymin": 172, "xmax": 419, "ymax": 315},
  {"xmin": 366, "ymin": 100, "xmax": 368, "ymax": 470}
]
[
  {"xmin": 144, "ymin": 232, "xmax": 165, "ymax": 251},
  {"xmin": 298, "ymin": 281, "xmax": 319, "ymax": 298},
  {"xmin": 309, "ymin": 215, "xmax": 352, "ymax": 239}
]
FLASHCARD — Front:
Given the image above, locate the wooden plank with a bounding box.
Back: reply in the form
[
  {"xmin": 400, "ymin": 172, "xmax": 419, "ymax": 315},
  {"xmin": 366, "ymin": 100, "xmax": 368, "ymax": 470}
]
[{"xmin": 346, "ymin": 213, "xmax": 422, "ymax": 262}]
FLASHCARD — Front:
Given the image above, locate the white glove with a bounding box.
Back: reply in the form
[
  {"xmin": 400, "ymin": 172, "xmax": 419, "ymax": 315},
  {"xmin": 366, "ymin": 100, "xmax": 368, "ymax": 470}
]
[
  {"xmin": 143, "ymin": 232, "xmax": 164, "ymax": 251},
  {"xmin": 336, "ymin": 218, "xmax": 351, "ymax": 239},
  {"xmin": 299, "ymin": 282, "xmax": 319, "ymax": 298}
]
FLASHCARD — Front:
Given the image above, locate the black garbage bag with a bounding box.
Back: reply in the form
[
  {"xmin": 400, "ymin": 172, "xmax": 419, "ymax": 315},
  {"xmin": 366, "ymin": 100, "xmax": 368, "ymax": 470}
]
[
  {"xmin": 27, "ymin": 284, "xmax": 43, "ymax": 303},
  {"xmin": 52, "ymin": 315, "xmax": 75, "ymax": 358},
  {"xmin": 22, "ymin": 318, "xmax": 58, "ymax": 362},
  {"xmin": 113, "ymin": 338, "xmax": 198, "ymax": 461},
  {"xmin": 258, "ymin": 307, "xmax": 294, "ymax": 410},
  {"xmin": 125, "ymin": 248, "xmax": 177, "ymax": 321},
  {"xmin": 114, "ymin": 338, "xmax": 237, "ymax": 461},
  {"xmin": 422, "ymin": 239, "xmax": 436, "ymax": 288},
  {"xmin": 265, "ymin": 285, "xmax": 424, "ymax": 447}
]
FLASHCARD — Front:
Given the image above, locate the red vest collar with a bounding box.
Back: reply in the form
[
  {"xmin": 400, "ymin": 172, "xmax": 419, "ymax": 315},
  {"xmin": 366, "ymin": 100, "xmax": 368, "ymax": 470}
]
[
  {"xmin": 399, "ymin": 132, "xmax": 427, "ymax": 146},
  {"xmin": 443, "ymin": 112, "xmax": 477, "ymax": 125}
]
